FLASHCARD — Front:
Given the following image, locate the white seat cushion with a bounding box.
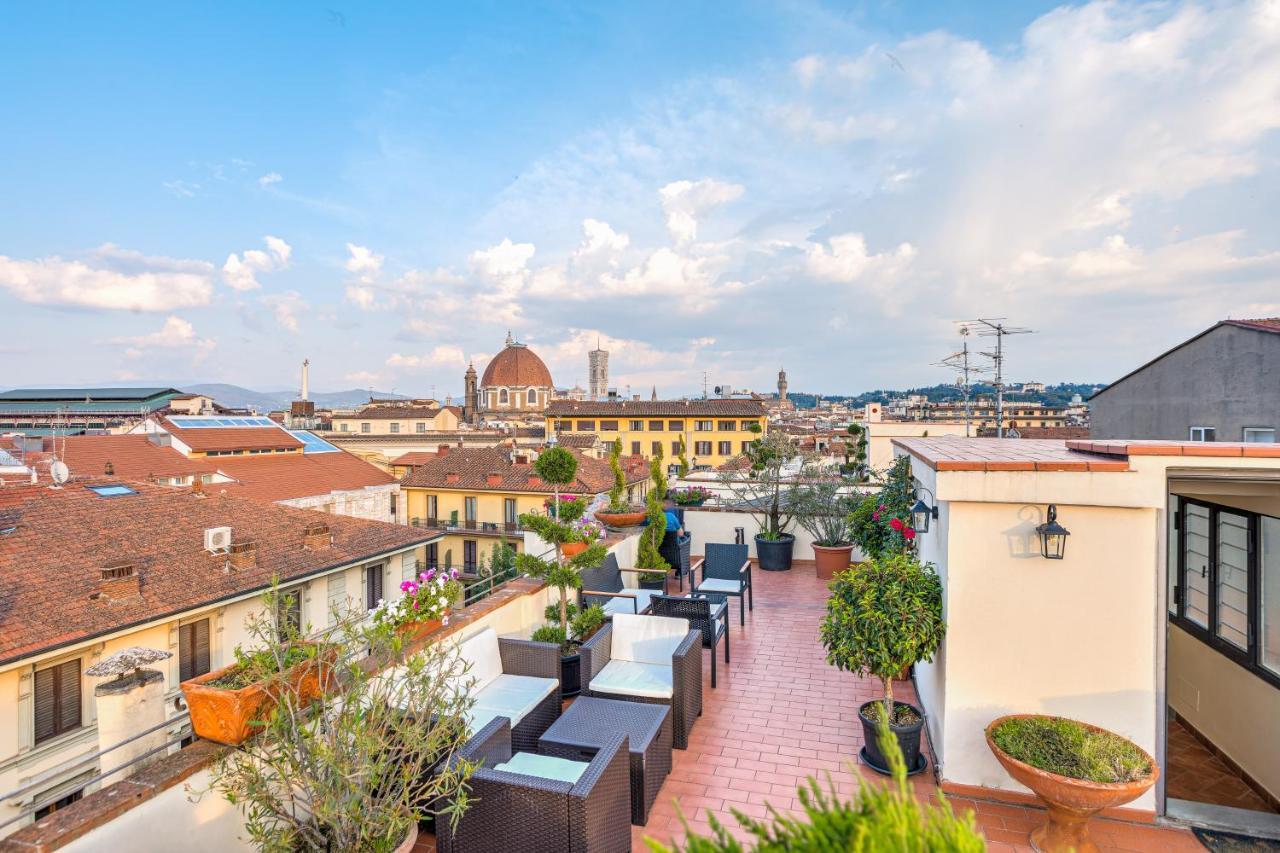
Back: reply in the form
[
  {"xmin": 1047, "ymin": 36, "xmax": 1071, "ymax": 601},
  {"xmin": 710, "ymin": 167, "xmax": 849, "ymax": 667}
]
[
  {"xmin": 455, "ymin": 627, "xmax": 504, "ymax": 693},
  {"xmin": 464, "ymin": 707, "xmax": 505, "ymax": 735},
  {"xmin": 589, "ymin": 659, "xmax": 674, "ymax": 699},
  {"xmin": 600, "ymin": 588, "xmax": 657, "ymax": 616},
  {"xmin": 495, "ymin": 752, "xmax": 587, "ymax": 784},
  {"xmin": 696, "ymin": 578, "xmax": 742, "ymax": 594},
  {"xmin": 472, "ymin": 673, "xmax": 557, "ymax": 726},
  {"xmin": 611, "ymin": 613, "xmax": 688, "ymax": 665}
]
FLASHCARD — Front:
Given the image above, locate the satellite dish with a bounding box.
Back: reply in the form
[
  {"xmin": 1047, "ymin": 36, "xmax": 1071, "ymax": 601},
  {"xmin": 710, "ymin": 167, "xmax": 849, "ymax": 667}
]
[{"xmin": 51, "ymin": 460, "xmax": 70, "ymax": 486}]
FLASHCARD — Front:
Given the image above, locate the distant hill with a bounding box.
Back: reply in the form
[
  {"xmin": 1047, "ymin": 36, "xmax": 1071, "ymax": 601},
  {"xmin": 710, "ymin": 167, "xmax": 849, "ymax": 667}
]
[
  {"xmin": 788, "ymin": 382, "xmax": 1105, "ymax": 410},
  {"xmin": 184, "ymin": 383, "xmax": 407, "ymax": 411}
]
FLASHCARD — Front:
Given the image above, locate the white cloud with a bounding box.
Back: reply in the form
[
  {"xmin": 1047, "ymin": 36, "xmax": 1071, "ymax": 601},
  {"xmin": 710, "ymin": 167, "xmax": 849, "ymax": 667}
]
[
  {"xmin": 805, "ymin": 233, "xmax": 916, "ymax": 284},
  {"xmin": 0, "ymin": 247, "xmax": 214, "ymax": 311},
  {"xmin": 658, "ymin": 179, "xmax": 744, "ymax": 243},
  {"xmin": 110, "ymin": 315, "xmax": 216, "ymax": 360},
  {"xmin": 258, "ymin": 172, "xmax": 283, "ymax": 187},
  {"xmin": 344, "ymin": 370, "xmax": 380, "ymax": 385},
  {"xmin": 222, "ymin": 235, "xmax": 292, "ymax": 292},
  {"xmin": 262, "ymin": 290, "xmax": 307, "ymax": 333},
  {"xmin": 386, "ymin": 346, "xmax": 467, "ymax": 371},
  {"xmin": 344, "ymin": 243, "xmax": 384, "ymax": 281},
  {"xmin": 792, "ymin": 55, "xmax": 824, "ymax": 88}
]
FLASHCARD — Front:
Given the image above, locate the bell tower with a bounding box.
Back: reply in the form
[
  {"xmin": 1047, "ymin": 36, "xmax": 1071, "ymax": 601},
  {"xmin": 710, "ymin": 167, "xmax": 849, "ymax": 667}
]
[
  {"xmin": 777, "ymin": 366, "xmax": 788, "ymax": 401},
  {"xmin": 463, "ymin": 361, "xmax": 478, "ymax": 424}
]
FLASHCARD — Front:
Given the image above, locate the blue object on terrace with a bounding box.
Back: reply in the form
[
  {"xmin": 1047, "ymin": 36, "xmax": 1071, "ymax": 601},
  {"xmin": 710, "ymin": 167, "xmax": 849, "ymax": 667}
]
[{"xmin": 289, "ymin": 430, "xmax": 340, "ymax": 454}]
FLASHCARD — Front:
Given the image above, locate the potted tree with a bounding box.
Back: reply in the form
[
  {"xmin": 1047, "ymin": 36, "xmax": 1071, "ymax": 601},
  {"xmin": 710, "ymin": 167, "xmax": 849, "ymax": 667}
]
[
  {"xmin": 530, "ymin": 602, "xmax": 606, "ymax": 697},
  {"xmin": 848, "ymin": 456, "xmax": 917, "ymax": 560},
  {"xmin": 635, "ymin": 444, "xmax": 671, "ymax": 590},
  {"xmin": 717, "ymin": 429, "xmax": 805, "ymax": 571},
  {"xmin": 820, "ymin": 551, "xmax": 945, "ymax": 775},
  {"xmin": 201, "ymin": 593, "xmax": 477, "ymax": 852},
  {"xmin": 985, "ymin": 715, "xmax": 1158, "ymax": 852},
  {"xmin": 790, "ymin": 470, "xmax": 856, "ymax": 580},
  {"xmin": 594, "ymin": 439, "xmax": 647, "ymax": 530},
  {"xmin": 517, "ymin": 446, "xmax": 609, "ymax": 695}
]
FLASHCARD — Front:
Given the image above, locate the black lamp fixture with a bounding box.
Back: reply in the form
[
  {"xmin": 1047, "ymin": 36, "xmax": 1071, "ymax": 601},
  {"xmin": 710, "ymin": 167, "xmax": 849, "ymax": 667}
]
[
  {"xmin": 910, "ymin": 487, "xmax": 938, "ymax": 534},
  {"xmin": 1035, "ymin": 504, "xmax": 1070, "ymax": 560}
]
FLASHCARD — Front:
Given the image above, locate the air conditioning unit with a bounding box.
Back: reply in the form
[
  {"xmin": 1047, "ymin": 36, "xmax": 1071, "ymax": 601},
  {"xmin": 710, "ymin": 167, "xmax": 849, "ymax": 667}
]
[{"xmin": 204, "ymin": 526, "xmax": 232, "ymax": 553}]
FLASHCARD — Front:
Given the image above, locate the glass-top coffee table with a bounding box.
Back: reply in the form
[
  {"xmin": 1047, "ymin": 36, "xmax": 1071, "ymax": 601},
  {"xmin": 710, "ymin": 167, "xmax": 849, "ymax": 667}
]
[{"xmin": 538, "ymin": 696, "xmax": 672, "ymax": 825}]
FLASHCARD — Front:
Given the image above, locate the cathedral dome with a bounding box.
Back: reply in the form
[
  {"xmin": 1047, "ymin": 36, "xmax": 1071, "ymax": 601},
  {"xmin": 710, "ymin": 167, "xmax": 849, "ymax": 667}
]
[{"xmin": 480, "ymin": 338, "xmax": 554, "ymax": 388}]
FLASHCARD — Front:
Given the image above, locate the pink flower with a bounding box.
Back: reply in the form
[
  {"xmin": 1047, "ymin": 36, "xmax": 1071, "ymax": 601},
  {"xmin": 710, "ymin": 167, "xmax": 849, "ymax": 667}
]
[
  {"xmin": 903, "ymin": 527, "xmax": 917, "ymax": 541},
  {"xmin": 889, "ymin": 517, "xmax": 905, "ymax": 532},
  {"xmin": 450, "ymin": 568, "xmax": 460, "ymax": 580},
  {"xmin": 412, "ymin": 599, "xmax": 420, "ymax": 610},
  {"xmin": 871, "ymin": 512, "xmax": 880, "ymax": 521},
  {"xmin": 442, "ymin": 615, "xmax": 450, "ymax": 626},
  {"xmin": 877, "ymin": 504, "xmax": 887, "ymax": 512}
]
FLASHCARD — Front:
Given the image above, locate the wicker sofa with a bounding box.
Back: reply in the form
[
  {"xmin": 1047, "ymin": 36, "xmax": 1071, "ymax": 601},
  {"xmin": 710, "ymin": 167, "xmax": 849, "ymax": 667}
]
[
  {"xmin": 450, "ymin": 627, "xmax": 561, "ymax": 752},
  {"xmin": 580, "ymin": 552, "xmax": 661, "ymax": 617},
  {"xmin": 580, "ymin": 613, "xmax": 702, "ymax": 749},
  {"xmin": 436, "ymin": 716, "xmax": 633, "ymax": 853}
]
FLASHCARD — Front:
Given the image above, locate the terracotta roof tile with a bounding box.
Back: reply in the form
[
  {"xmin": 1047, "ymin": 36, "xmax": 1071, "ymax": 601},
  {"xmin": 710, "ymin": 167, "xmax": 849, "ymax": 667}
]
[
  {"xmin": 353, "ymin": 405, "xmax": 460, "ymax": 420},
  {"xmin": 480, "ymin": 344, "xmax": 554, "ymax": 387},
  {"xmin": 399, "ymin": 447, "xmax": 643, "ymax": 493},
  {"xmin": 1067, "ymin": 439, "xmax": 1280, "ymax": 459},
  {"xmin": 160, "ymin": 418, "xmax": 303, "ymax": 453},
  {"xmin": 49, "ymin": 435, "xmax": 218, "ymax": 481},
  {"xmin": 210, "ymin": 451, "xmax": 394, "ymax": 503},
  {"xmin": 1224, "ymin": 317, "xmax": 1280, "ymax": 334},
  {"xmin": 0, "ymin": 480, "xmax": 438, "ymax": 665},
  {"xmin": 546, "ymin": 399, "xmax": 767, "ymax": 417},
  {"xmin": 390, "ymin": 451, "xmax": 440, "ymax": 467}
]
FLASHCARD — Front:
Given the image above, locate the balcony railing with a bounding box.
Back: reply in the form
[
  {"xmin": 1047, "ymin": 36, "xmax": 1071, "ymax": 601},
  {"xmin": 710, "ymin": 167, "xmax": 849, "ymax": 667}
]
[{"xmin": 409, "ymin": 517, "xmax": 522, "ymax": 535}]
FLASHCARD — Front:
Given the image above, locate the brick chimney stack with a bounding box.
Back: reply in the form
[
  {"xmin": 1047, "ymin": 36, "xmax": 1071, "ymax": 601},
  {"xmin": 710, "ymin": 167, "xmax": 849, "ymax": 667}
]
[{"xmin": 228, "ymin": 541, "xmax": 257, "ymax": 570}]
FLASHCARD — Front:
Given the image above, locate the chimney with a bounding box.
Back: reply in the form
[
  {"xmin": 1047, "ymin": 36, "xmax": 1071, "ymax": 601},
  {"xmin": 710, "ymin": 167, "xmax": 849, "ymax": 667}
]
[
  {"xmin": 527, "ymin": 475, "xmax": 543, "ymax": 488},
  {"xmin": 437, "ymin": 445, "xmax": 451, "ymax": 457},
  {"xmin": 87, "ymin": 648, "xmax": 172, "ymax": 787},
  {"xmin": 97, "ymin": 561, "xmax": 140, "ymax": 600},
  {"xmin": 104, "ymin": 460, "xmax": 115, "ymax": 476},
  {"xmin": 445, "ymin": 472, "xmax": 460, "ymax": 484},
  {"xmin": 228, "ymin": 540, "xmax": 257, "ymax": 570},
  {"xmin": 513, "ymin": 453, "xmax": 529, "ymax": 466},
  {"xmin": 302, "ymin": 521, "xmax": 331, "ymax": 550},
  {"xmin": 486, "ymin": 473, "xmax": 502, "ymax": 487},
  {"xmin": 192, "ymin": 478, "xmax": 205, "ymax": 497}
]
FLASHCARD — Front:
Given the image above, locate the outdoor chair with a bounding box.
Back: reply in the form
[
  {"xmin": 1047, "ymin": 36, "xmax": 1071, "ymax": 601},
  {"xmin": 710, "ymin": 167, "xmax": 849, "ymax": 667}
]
[
  {"xmin": 436, "ymin": 716, "xmax": 632, "ymax": 853},
  {"xmin": 580, "ymin": 552, "xmax": 660, "ymax": 618},
  {"xmin": 650, "ymin": 593, "xmax": 729, "ymax": 688},
  {"xmin": 692, "ymin": 542, "xmax": 753, "ymax": 626},
  {"xmin": 659, "ymin": 531, "xmax": 693, "ymax": 591},
  {"xmin": 581, "ymin": 613, "xmax": 702, "ymax": 749},
  {"xmin": 449, "ymin": 627, "xmax": 561, "ymax": 752}
]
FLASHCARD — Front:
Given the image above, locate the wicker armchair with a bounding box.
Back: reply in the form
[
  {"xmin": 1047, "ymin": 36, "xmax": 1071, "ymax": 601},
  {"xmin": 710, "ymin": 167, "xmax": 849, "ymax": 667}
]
[
  {"xmin": 451, "ymin": 627, "xmax": 562, "ymax": 752},
  {"xmin": 580, "ymin": 613, "xmax": 702, "ymax": 749},
  {"xmin": 650, "ymin": 593, "xmax": 729, "ymax": 688},
  {"xmin": 580, "ymin": 552, "xmax": 660, "ymax": 617},
  {"xmin": 436, "ymin": 716, "xmax": 633, "ymax": 853},
  {"xmin": 692, "ymin": 542, "xmax": 752, "ymax": 626}
]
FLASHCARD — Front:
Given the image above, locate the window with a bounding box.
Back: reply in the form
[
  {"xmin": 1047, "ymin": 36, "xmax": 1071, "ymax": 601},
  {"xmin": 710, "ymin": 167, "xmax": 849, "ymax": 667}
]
[
  {"xmin": 740, "ymin": 420, "xmax": 757, "ymax": 431},
  {"xmin": 629, "ymin": 420, "xmax": 644, "ymax": 431},
  {"xmin": 672, "ymin": 441, "xmax": 681, "ymax": 455},
  {"xmin": 694, "ymin": 420, "xmax": 713, "ymax": 432},
  {"xmin": 464, "ymin": 540, "xmax": 477, "ymax": 572},
  {"xmin": 651, "ymin": 441, "xmax": 662, "ymax": 455},
  {"xmin": 178, "ymin": 619, "xmax": 211, "ymax": 682},
  {"xmin": 464, "ymin": 496, "xmax": 478, "ymax": 523},
  {"xmin": 426, "ymin": 542, "xmax": 438, "ymax": 569},
  {"xmin": 555, "ymin": 420, "xmax": 572, "ymax": 431},
  {"xmin": 389, "ymin": 422, "xmax": 400, "ymax": 434},
  {"xmin": 577, "ymin": 421, "xmax": 595, "ymax": 431},
  {"xmin": 528, "ymin": 390, "xmax": 538, "ymax": 406},
  {"xmin": 34, "ymin": 660, "xmax": 81, "ymax": 745},
  {"xmin": 366, "ymin": 564, "xmax": 383, "ymax": 610},
  {"xmin": 668, "ymin": 420, "xmax": 684, "ymax": 431},
  {"xmin": 427, "ymin": 495, "xmax": 438, "ymax": 521},
  {"xmin": 416, "ymin": 422, "xmax": 426, "ymax": 433},
  {"xmin": 390, "ymin": 492, "xmax": 397, "ymax": 519},
  {"xmin": 741, "ymin": 441, "xmax": 754, "ymax": 453},
  {"xmin": 339, "ymin": 423, "xmax": 349, "ymax": 432},
  {"xmin": 1244, "ymin": 428, "xmax": 1276, "ymax": 443},
  {"xmin": 631, "ymin": 441, "xmax": 641, "ymax": 455},
  {"xmin": 361, "ymin": 422, "xmax": 371, "ymax": 434},
  {"xmin": 648, "ymin": 420, "xmax": 664, "ymax": 431},
  {"xmin": 86, "ymin": 485, "xmax": 136, "ymax": 498},
  {"xmin": 1189, "ymin": 426, "xmax": 1216, "ymax": 442},
  {"xmin": 600, "ymin": 420, "xmax": 619, "ymax": 431},
  {"xmin": 1172, "ymin": 496, "xmax": 1280, "ymax": 687},
  {"xmin": 718, "ymin": 441, "xmax": 732, "ymax": 456},
  {"xmin": 504, "ymin": 498, "xmax": 517, "ymax": 527},
  {"xmin": 695, "ymin": 441, "xmax": 712, "ymax": 456},
  {"xmin": 276, "ymin": 588, "xmax": 303, "ymax": 640},
  {"xmin": 718, "ymin": 421, "xmax": 735, "ymax": 431},
  {"xmin": 499, "ymin": 389, "xmax": 509, "ymax": 405},
  {"xmin": 34, "ymin": 789, "xmax": 82, "ymax": 819}
]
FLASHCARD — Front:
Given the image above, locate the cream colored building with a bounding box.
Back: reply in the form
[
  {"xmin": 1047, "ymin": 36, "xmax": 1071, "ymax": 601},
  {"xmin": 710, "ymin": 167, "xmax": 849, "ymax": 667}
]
[{"xmin": 330, "ymin": 403, "xmax": 461, "ymax": 436}]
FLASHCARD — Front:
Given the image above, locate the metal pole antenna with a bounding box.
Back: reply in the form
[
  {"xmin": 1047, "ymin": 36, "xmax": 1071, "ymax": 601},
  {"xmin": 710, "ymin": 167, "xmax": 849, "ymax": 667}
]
[{"xmin": 956, "ymin": 318, "xmax": 1033, "ymax": 438}]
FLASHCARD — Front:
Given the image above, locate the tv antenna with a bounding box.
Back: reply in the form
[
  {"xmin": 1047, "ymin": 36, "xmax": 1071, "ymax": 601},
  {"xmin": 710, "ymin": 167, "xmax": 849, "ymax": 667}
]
[
  {"xmin": 934, "ymin": 326, "xmax": 991, "ymax": 437},
  {"xmin": 956, "ymin": 318, "xmax": 1034, "ymax": 437}
]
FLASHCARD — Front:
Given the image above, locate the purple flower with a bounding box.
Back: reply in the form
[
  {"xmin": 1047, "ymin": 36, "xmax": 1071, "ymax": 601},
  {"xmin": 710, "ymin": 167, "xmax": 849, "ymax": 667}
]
[
  {"xmin": 450, "ymin": 568, "xmax": 460, "ymax": 579},
  {"xmin": 872, "ymin": 512, "xmax": 880, "ymax": 521}
]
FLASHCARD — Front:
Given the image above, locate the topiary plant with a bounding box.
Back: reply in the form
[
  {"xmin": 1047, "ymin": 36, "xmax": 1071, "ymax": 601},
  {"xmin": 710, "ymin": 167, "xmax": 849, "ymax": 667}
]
[
  {"xmin": 606, "ymin": 439, "xmax": 629, "ymax": 512},
  {"xmin": 635, "ymin": 444, "xmax": 670, "ymax": 582},
  {"xmin": 820, "ymin": 551, "xmax": 944, "ymax": 723},
  {"xmin": 534, "ymin": 446, "xmax": 579, "ymax": 517},
  {"xmin": 677, "ymin": 435, "xmax": 690, "ymax": 478}
]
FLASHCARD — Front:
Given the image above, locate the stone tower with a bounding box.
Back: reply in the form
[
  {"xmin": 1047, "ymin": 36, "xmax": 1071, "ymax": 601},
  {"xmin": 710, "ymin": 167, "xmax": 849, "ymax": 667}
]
[
  {"xmin": 777, "ymin": 366, "xmax": 788, "ymax": 401},
  {"xmin": 463, "ymin": 361, "xmax": 478, "ymax": 424},
  {"xmin": 588, "ymin": 338, "xmax": 609, "ymax": 400}
]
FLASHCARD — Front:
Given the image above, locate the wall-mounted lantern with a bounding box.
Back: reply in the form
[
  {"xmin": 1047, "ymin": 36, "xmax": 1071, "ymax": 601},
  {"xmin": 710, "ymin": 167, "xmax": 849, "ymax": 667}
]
[
  {"xmin": 910, "ymin": 487, "xmax": 938, "ymax": 534},
  {"xmin": 1035, "ymin": 504, "xmax": 1070, "ymax": 560}
]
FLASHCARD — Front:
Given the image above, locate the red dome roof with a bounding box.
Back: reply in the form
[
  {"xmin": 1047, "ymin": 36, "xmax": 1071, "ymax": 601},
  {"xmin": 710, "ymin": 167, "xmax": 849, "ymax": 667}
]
[{"xmin": 480, "ymin": 343, "xmax": 553, "ymax": 388}]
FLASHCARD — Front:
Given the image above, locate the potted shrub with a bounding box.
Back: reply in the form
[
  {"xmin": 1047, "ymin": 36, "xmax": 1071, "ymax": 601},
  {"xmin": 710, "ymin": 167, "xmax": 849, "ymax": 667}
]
[
  {"xmin": 790, "ymin": 469, "xmax": 856, "ymax": 580},
  {"xmin": 517, "ymin": 446, "xmax": 609, "ymax": 694},
  {"xmin": 594, "ymin": 439, "xmax": 647, "ymax": 529},
  {"xmin": 670, "ymin": 486, "xmax": 713, "ymax": 508},
  {"xmin": 820, "ymin": 551, "xmax": 945, "ymax": 775},
  {"xmin": 200, "ymin": 593, "xmax": 477, "ymax": 851},
  {"xmin": 717, "ymin": 430, "xmax": 806, "ymax": 571},
  {"xmin": 635, "ymin": 444, "xmax": 671, "ymax": 589},
  {"xmin": 530, "ymin": 602, "xmax": 606, "ymax": 697},
  {"xmin": 676, "ymin": 435, "xmax": 691, "ymax": 478},
  {"xmin": 370, "ymin": 565, "xmax": 463, "ymax": 647},
  {"xmin": 562, "ymin": 513, "xmax": 603, "ymax": 558},
  {"xmin": 647, "ymin": 716, "xmax": 984, "ymax": 852},
  {"xmin": 986, "ymin": 715, "xmax": 1158, "ymax": 852},
  {"xmin": 181, "ymin": 586, "xmax": 336, "ymax": 746},
  {"xmin": 848, "ymin": 456, "xmax": 917, "ymax": 560}
]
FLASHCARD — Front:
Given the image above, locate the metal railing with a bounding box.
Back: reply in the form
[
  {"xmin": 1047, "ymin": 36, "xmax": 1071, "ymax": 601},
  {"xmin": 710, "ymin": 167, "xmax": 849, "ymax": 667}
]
[{"xmin": 409, "ymin": 518, "xmax": 523, "ymax": 535}]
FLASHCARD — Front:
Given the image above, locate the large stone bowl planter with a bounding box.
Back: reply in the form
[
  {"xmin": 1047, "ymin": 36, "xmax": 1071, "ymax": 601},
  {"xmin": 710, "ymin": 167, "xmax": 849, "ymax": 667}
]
[
  {"xmin": 985, "ymin": 715, "xmax": 1158, "ymax": 853},
  {"xmin": 595, "ymin": 509, "xmax": 647, "ymax": 531}
]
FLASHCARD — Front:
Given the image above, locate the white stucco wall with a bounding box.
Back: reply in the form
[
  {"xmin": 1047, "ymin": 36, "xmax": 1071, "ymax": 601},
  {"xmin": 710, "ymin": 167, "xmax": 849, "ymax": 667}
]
[{"xmin": 279, "ymin": 484, "xmax": 399, "ymax": 524}]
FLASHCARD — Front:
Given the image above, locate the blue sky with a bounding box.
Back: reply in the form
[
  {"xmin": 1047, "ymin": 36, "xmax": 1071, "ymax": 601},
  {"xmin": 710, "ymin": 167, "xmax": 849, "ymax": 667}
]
[{"xmin": 3, "ymin": 1, "xmax": 1278, "ymax": 398}]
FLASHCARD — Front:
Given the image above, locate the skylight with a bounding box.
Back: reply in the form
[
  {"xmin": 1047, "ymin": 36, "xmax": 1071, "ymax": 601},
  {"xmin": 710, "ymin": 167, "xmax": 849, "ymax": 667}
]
[{"xmin": 86, "ymin": 484, "xmax": 138, "ymax": 498}]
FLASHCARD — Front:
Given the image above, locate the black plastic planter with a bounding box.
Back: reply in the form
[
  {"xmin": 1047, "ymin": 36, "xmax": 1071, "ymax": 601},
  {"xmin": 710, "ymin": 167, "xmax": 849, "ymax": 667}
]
[
  {"xmin": 560, "ymin": 652, "xmax": 581, "ymax": 698},
  {"xmin": 754, "ymin": 533, "xmax": 795, "ymax": 571},
  {"xmin": 858, "ymin": 699, "xmax": 927, "ymax": 775}
]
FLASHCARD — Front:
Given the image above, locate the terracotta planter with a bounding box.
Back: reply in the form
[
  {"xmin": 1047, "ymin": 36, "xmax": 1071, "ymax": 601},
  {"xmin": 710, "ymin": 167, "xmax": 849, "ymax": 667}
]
[
  {"xmin": 393, "ymin": 823, "xmax": 418, "ymax": 853},
  {"xmin": 395, "ymin": 617, "xmax": 444, "ymax": 647},
  {"xmin": 181, "ymin": 643, "xmax": 336, "ymax": 746},
  {"xmin": 561, "ymin": 541, "xmax": 589, "ymax": 558},
  {"xmin": 984, "ymin": 715, "xmax": 1158, "ymax": 853},
  {"xmin": 812, "ymin": 543, "xmax": 854, "ymax": 580},
  {"xmin": 595, "ymin": 508, "xmax": 647, "ymax": 530}
]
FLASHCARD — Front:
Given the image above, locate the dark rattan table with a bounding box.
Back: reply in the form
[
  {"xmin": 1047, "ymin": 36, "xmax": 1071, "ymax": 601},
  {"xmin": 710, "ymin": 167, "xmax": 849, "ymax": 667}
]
[{"xmin": 538, "ymin": 696, "xmax": 672, "ymax": 826}]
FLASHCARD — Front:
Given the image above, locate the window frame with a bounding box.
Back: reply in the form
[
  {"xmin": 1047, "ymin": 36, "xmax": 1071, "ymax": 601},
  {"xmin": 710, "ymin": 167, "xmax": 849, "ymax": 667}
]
[
  {"xmin": 577, "ymin": 420, "xmax": 596, "ymax": 431},
  {"xmin": 178, "ymin": 618, "xmax": 212, "ymax": 682},
  {"xmin": 628, "ymin": 420, "xmax": 644, "ymax": 431},
  {"xmin": 1171, "ymin": 495, "xmax": 1278, "ymax": 689},
  {"xmin": 668, "ymin": 420, "xmax": 684, "ymax": 431},
  {"xmin": 717, "ymin": 420, "xmax": 735, "ymax": 432},
  {"xmin": 694, "ymin": 441, "xmax": 712, "ymax": 456},
  {"xmin": 599, "ymin": 420, "xmax": 619, "ymax": 432},
  {"xmin": 694, "ymin": 420, "xmax": 713, "ymax": 432},
  {"xmin": 1188, "ymin": 426, "xmax": 1216, "ymax": 442},
  {"xmin": 365, "ymin": 564, "xmax": 384, "ymax": 611},
  {"xmin": 630, "ymin": 441, "xmax": 641, "ymax": 455},
  {"xmin": 717, "ymin": 440, "xmax": 732, "ymax": 456},
  {"xmin": 389, "ymin": 422, "xmax": 400, "ymax": 434},
  {"xmin": 33, "ymin": 658, "xmax": 82, "ymax": 746},
  {"xmin": 1243, "ymin": 427, "xmax": 1276, "ymax": 444}
]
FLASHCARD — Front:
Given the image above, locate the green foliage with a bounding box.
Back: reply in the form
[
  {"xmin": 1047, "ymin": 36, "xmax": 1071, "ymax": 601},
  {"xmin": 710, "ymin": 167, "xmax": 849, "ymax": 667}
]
[
  {"xmin": 789, "ymin": 470, "xmax": 855, "ymax": 547},
  {"xmin": 546, "ymin": 601, "xmax": 578, "ymax": 623},
  {"xmin": 821, "ymin": 551, "xmax": 945, "ymax": 718},
  {"xmin": 204, "ymin": 584, "xmax": 476, "ymax": 852},
  {"xmin": 534, "ymin": 445, "xmax": 578, "ymax": 488},
  {"xmin": 991, "ymin": 717, "xmax": 1152, "ymax": 783},
  {"xmin": 677, "ymin": 435, "xmax": 690, "ymax": 477},
  {"xmin": 717, "ymin": 430, "xmax": 804, "ymax": 538},
  {"xmin": 556, "ymin": 496, "xmax": 588, "ymax": 524},
  {"xmin": 843, "ymin": 423, "xmax": 869, "ymax": 479},
  {"xmin": 848, "ymin": 456, "xmax": 916, "ymax": 558},
  {"xmin": 607, "ymin": 439, "xmax": 628, "ymax": 511},
  {"xmin": 531, "ymin": 624, "xmax": 568, "ymax": 646},
  {"xmin": 646, "ymin": 716, "xmax": 984, "ymax": 853},
  {"xmin": 209, "ymin": 645, "xmax": 314, "ymax": 690},
  {"xmin": 636, "ymin": 444, "xmax": 670, "ymax": 580},
  {"xmin": 569, "ymin": 604, "xmax": 606, "ymax": 643}
]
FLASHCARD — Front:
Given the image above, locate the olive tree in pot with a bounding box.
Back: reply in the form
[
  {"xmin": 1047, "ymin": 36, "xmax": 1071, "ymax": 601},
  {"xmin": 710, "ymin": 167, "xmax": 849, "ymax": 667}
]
[
  {"xmin": 200, "ymin": 589, "xmax": 477, "ymax": 852},
  {"xmin": 717, "ymin": 429, "xmax": 806, "ymax": 571},
  {"xmin": 790, "ymin": 469, "xmax": 857, "ymax": 580},
  {"xmin": 820, "ymin": 551, "xmax": 945, "ymax": 775}
]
